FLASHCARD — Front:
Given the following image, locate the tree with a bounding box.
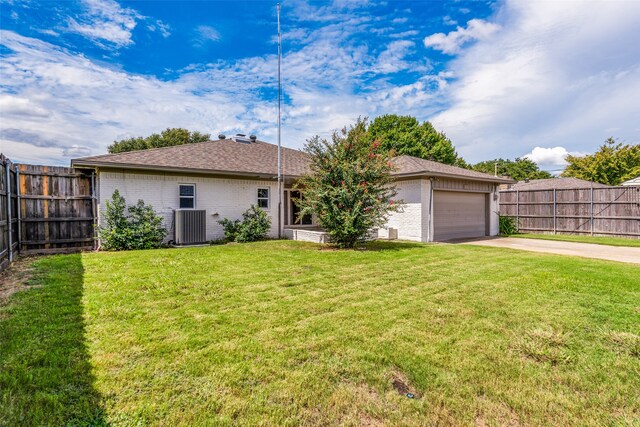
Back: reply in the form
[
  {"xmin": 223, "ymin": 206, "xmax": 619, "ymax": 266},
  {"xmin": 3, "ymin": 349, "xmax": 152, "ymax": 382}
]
[
  {"xmin": 368, "ymin": 114, "xmax": 467, "ymax": 166},
  {"xmin": 295, "ymin": 118, "xmax": 401, "ymax": 248},
  {"xmin": 108, "ymin": 128, "xmax": 210, "ymax": 153},
  {"xmin": 561, "ymin": 138, "xmax": 640, "ymax": 185},
  {"xmin": 472, "ymin": 158, "xmax": 553, "ymax": 181}
]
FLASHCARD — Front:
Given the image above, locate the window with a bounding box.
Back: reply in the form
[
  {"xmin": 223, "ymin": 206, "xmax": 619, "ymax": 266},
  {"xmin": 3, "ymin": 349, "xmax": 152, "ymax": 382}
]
[
  {"xmin": 179, "ymin": 184, "xmax": 195, "ymax": 209},
  {"xmin": 257, "ymin": 188, "xmax": 270, "ymax": 209}
]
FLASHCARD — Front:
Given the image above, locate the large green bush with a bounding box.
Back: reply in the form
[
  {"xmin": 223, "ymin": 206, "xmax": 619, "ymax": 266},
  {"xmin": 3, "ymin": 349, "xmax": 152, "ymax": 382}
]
[
  {"xmin": 218, "ymin": 205, "xmax": 271, "ymax": 243},
  {"xmin": 99, "ymin": 190, "xmax": 166, "ymax": 250}
]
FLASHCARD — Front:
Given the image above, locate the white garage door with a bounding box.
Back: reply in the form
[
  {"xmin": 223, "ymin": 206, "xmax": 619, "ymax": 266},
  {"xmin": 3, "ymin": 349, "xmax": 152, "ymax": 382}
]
[{"xmin": 433, "ymin": 191, "xmax": 487, "ymax": 241}]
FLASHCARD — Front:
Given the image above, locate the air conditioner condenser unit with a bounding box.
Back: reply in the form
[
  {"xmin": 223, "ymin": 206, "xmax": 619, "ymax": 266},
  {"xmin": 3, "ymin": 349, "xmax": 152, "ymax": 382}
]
[{"xmin": 174, "ymin": 209, "xmax": 207, "ymax": 245}]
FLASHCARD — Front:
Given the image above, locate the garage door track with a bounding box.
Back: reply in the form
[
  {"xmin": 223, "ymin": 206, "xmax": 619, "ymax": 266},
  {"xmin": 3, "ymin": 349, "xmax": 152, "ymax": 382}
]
[{"xmin": 457, "ymin": 237, "xmax": 640, "ymax": 264}]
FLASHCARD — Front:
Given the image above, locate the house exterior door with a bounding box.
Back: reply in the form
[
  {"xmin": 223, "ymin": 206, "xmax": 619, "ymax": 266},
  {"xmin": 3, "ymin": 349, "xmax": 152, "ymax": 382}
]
[{"xmin": 285, "ymin": 190, "xmax": 312, "ymax": 226}]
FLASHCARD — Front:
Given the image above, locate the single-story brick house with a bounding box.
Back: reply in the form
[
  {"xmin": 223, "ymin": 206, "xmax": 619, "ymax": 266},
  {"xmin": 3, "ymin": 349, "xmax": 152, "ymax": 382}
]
[{"xmin": 71, "ymin": 135, "xmax": 512, "ymax": 243}]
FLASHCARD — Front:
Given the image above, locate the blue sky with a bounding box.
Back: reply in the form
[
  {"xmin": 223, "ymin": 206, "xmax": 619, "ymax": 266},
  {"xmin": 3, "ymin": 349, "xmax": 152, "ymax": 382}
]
[{"xmin": 1, "ymin": 0, "xmax": 639, "ymax": 170}]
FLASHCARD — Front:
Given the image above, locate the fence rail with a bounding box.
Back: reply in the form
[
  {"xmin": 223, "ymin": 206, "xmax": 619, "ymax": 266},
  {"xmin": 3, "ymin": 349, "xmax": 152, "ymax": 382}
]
[
  {"xmin": 499, "ymin": 186, "xmax": 640, "ymax": 238},
  {"xmin": 0, "ymin": 154, "xmax": 96, "ymax": 272}
]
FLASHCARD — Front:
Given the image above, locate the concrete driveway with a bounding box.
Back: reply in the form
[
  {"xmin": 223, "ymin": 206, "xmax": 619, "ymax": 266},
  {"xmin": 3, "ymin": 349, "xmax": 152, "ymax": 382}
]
[{"xmin": 457, "ymin": 237, "xmax": 640, "ymax": 264}]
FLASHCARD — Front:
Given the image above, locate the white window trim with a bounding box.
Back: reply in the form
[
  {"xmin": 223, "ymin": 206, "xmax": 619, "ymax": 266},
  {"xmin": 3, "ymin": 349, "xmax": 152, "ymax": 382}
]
[
  {"xmin": 179, "ymin": 183, "xmax": 196, "ymax": 209},
  {"xmin": 257, "ymin": 187, "xmax": 270, "ymax": 209}
]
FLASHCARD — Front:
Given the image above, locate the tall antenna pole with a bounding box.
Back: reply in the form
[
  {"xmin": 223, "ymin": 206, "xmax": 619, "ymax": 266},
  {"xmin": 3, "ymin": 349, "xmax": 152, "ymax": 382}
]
[{"xmin": 277, "ymin": 3, "xmax": 282, "ymax": 238}]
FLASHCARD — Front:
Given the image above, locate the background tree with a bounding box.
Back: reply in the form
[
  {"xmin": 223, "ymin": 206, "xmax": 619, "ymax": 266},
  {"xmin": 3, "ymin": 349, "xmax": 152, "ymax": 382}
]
[
  {"xmin": 368, "ymin": 114, "xmax": 467, "ymax": 166},
  {"xmin": 472, "ymin": 158, "xmax": 553, "ymax": 181},
  {"xmin": 296, "ymin": 118, "xmax": 401, "ymax": 248},
  {"xmin": 108, "ymin": 128, "xmax": 210, "ymax": 153},
  {"xmin": 561, "ymin": 138, "xmax": 640, "ymax": 185}
]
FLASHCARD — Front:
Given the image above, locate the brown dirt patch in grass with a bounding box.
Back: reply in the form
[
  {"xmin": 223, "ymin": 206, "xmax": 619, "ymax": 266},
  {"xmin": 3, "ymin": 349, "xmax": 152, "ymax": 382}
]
[
  {"xmin": 604, "ymin": 331, "xmax": 640, "ymax": 357},
  {"xmin": 390, "ymin": 369, "xmax": 420, "ymax": 398},
  {"xmin": 475, "ymin": 395, "xmax": 522, "ymax": 427},
  {"xmin": 514, "ymin": 327, "xmax": 572, "ymax": 365},
  {"xmin": 0, "ymin": 257, "xmax": 38, "ymax": 307}
]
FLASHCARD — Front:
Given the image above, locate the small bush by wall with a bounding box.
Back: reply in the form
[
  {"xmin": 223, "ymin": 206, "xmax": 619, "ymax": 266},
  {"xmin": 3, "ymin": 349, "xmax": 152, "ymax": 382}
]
[
  {"xmin": 99, "ymin": 190, "xmax": 166, "ymax": 250},
  {"xmin": 218, "ymin": 205, "xmax": 270, "ymax": 243},
  {"xmin": 499, "ymin": 215, "xmax": 519, "ymax": 236}
]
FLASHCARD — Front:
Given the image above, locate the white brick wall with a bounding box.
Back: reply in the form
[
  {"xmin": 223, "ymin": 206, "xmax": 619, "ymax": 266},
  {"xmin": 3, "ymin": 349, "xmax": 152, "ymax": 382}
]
[
  {"xmin": 379, "ymin": 179, "xmax": 425, "ymax": 242},
  {"xmin": 97, "ymin": 169, "xmax": 278, "ymax": 242},
  {"xmin": 98, "ymin": 169, "xmax": 501, "ymax": 244}
]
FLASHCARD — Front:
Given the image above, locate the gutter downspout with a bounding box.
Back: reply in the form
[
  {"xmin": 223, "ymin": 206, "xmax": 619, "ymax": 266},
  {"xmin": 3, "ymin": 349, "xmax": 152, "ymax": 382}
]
[{"xmin": 428, "ymin": 177, "xmax": 434, "ymax": 242}]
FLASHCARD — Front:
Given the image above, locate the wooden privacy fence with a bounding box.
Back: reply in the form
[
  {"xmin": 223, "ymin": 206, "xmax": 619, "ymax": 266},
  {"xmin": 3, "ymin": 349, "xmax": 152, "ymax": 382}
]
[
  {"xmin": 500, "ymin": 186, "xmax": 640, "ymax": 238},
  {"xmin": 0, "ymin": 155, "xmax": 97, "ymax": 272}
]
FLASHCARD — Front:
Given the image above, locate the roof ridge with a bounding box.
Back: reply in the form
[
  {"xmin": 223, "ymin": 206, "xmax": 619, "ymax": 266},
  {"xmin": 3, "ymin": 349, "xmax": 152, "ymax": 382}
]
[
  {"xmin": 398, "ymin": 154, "xmax": 506, "ymax": 181},
  {"xmin": 76, "ymin": 138, "xmax": 306, "ymax": 162}
]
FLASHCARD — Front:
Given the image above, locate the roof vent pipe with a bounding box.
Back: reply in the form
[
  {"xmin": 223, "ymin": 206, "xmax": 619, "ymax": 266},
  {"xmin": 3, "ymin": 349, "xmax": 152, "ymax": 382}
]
[
  {"xmin": 250, "ymin": 135, "xmax": 257, "ymax": 142},
  {"xmin": 218, "ymin": 134, "xmax": 226, "ymax": 139}
]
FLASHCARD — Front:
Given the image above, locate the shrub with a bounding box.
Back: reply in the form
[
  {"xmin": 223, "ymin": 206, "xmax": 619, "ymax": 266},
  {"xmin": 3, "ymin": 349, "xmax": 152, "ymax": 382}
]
[
  {"xmin": 295, "ymin": 118, "xmax": 401, "ymax": 248},
  {"xmin": 499, "ymin": 215, "xmax": 519, "ymax": 236},
  {"xmin": 99, "ymin": 190, "xmax": 166, "ymax": 250},
  {"xmin": 218, "ymin": 205, "xmax": 270, "ymax": 243}
]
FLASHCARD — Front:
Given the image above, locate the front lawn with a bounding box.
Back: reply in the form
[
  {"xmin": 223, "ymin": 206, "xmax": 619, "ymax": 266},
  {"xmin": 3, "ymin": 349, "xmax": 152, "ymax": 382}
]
[
  {"xmin": 1, "ymin": 241, "xmax": 639, "ymax": 426},
  {"xmin": 511, "ymin": 233, "xmax": 640, "ymax": 247}
]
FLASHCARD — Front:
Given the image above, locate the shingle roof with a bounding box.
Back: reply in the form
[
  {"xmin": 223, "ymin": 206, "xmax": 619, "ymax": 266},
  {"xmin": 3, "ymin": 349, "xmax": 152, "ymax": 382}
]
[
  {"xmin": 508, "ymin": 177, "xmax": 610, "ymax": 191},
  {"xmin": 621, "ymin": 176, "xmax": 640, "ymax": 186},
  {"xmin": 72, "ymin": 139, "xmax": 311, "ymax": 178},
  {"xmin": 391, "ymin": 155, "xmax": 513, "ymax": 183},
  {"xmin": 72, "ymin": 139, "xmax": 512, "ymax": 183}
]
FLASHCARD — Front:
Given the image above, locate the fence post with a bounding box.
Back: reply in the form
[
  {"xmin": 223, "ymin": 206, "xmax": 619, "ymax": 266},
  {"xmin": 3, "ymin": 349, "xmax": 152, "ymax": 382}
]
[
  {"xmin": 590, "ymin": 185, "xmax": 594, "ymax": 236},
  {"xmin": 553, "ymin": 188, "xmax": 557, "ymax": 235},
  {"xmin": 91, "ymin": 171, "xmax": 98, "ymax": 250},
  {"xmin": 4, "ymin": 158, "xmax": 13, "ymax": 262},
  {"xmin": 516, "ymin": 190, "xmax": 519, "ymax": 231}
]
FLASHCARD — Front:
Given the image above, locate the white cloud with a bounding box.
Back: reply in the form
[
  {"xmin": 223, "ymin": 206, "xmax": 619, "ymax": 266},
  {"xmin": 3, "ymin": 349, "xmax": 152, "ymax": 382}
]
[
  {"xmin": 389, "ymin": 29, "xmax": 419, "ymax": 39},
  {"xmin": 147, "ymin": 20, "xmax": 171, "ymax": 38},
  {"xmin": 523, "ymin": 146, "xmax": 577, "ymax": 169},
  {"xmin": 431, "ymin": 0, "xmax": 640, "ymax": 163},
  {"xmin": 0, "ymin": 95, "xmax": 50, "ymax": 118},
  {"xmin": 374, "ymin": 40, "xmax": 415, "ymax": 73},
  {"xmin": 443, "ymin": 16, "xmax": 457, "ymax": 26},
  {"xmin": 62, "ymin": 144, "xmax": 92, "ymax": 157},
  {"xmin": 65, "ymin": 0, "xmax": 140, "ymax": 48},
  {"xmin": 194, "ymin": 25, "xmax": 221, "ymax": 45},
  {"xmin": 424, "ymin": 19, "xmax": 500, "ymax": 54},
  {"xmin": 0, "ymin": 0, "xmax": 450, "ymax": 166},
  {"xmin": 35, "ymin": 28, "xmax": 60, "ymax": 37}
]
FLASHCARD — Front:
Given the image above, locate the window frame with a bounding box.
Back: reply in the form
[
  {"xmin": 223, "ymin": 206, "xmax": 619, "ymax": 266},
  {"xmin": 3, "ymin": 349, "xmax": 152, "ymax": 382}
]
[
  {"xmin": 257, "ymin": 187, "xmax": 270, "ymax": 209},
  {"xmin": 178, "ymin": 183, "xmax": 196, "ymax": 209}
]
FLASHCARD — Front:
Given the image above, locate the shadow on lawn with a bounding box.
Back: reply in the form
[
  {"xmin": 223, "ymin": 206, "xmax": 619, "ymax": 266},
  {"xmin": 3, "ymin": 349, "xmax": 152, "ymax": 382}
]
[{"xmin": 0, "ymin": 254, "xmax": 108, "ymax": 426}]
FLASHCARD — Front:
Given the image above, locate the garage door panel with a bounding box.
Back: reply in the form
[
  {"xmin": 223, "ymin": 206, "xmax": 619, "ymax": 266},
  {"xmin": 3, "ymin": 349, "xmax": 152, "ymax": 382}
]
[{"xmin": 434, "ymin": 191, "xmax": 486, "ymax": 241}]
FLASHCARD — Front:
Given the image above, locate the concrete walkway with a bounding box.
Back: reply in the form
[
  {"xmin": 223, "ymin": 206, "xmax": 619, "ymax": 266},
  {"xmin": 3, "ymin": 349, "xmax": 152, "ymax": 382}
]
[{"xmin": 458, "ymin": 237, "xmax": 640, "ymax": 264}]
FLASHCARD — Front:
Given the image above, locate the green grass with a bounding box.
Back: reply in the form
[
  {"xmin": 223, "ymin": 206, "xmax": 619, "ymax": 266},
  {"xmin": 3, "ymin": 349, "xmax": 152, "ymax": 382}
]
[
  {"xmin": 511, "ymin": 233, "xmax": 640, "ymax": 247},
  {"xmin": 1, "ymin": 241, "xmax": 639, "ymax": 426}
]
